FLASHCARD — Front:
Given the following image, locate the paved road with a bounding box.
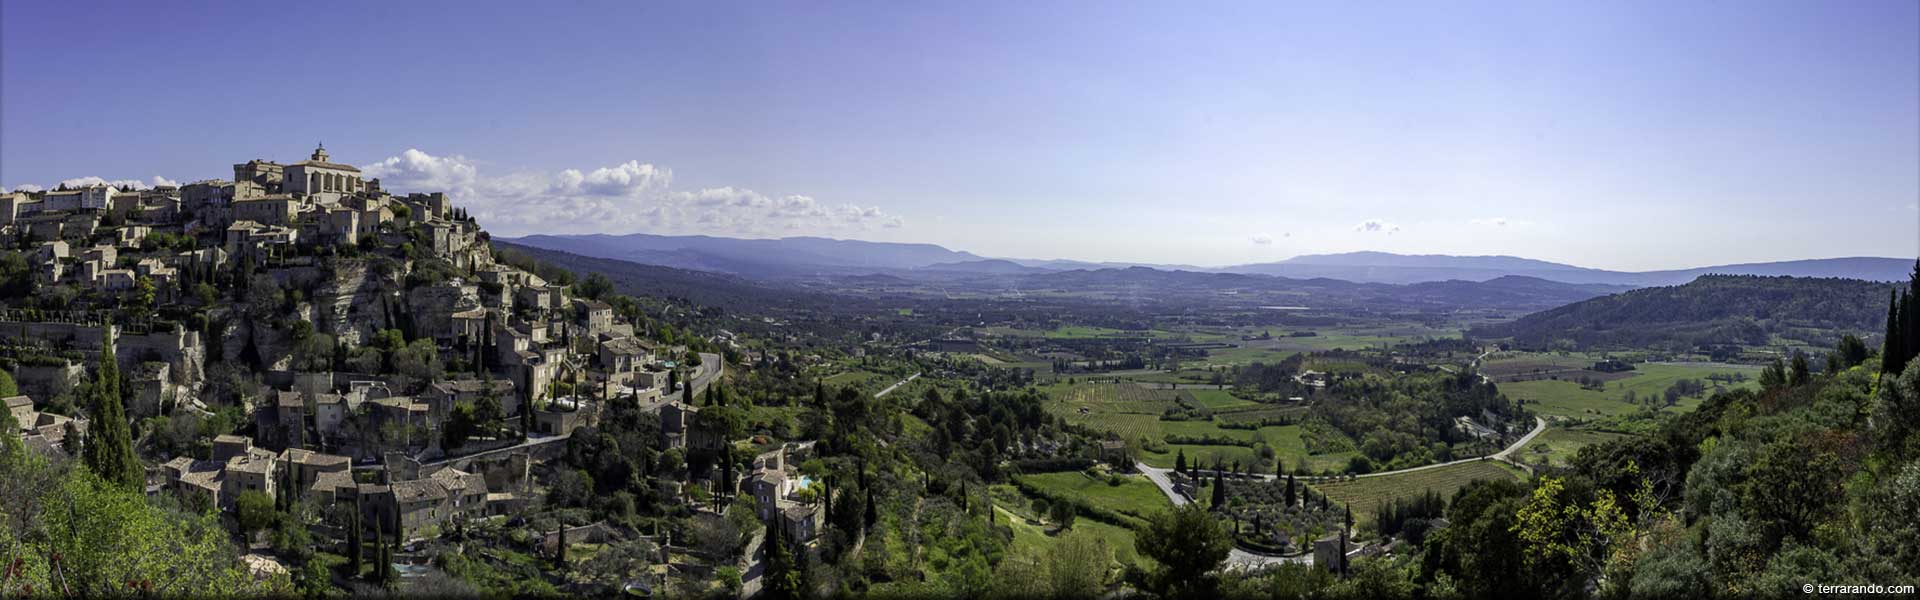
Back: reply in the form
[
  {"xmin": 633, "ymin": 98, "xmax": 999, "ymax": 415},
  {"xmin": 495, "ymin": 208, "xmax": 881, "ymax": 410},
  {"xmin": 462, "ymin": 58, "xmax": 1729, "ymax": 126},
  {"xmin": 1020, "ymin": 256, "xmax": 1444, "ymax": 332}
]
[
  {"xmin": 874, "ymin": 373, "xmax": 921, "ymax": 398},
  {"xmin": 686, "ymin": 352, "xmax": 725, "ymax": 400},
  {"xmin": 1133, "ymin": 413, "xmax": 1546, "ymax": 570}
]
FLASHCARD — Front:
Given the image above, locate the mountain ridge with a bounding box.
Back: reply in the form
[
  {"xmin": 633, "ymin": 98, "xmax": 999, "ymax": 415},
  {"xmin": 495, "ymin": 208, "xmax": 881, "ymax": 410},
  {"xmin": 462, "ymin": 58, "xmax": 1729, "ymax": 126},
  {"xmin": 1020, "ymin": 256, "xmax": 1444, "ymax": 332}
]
[{"xmin": 500, "ymin": 233, "xmax": 1911, "ymax": 287}]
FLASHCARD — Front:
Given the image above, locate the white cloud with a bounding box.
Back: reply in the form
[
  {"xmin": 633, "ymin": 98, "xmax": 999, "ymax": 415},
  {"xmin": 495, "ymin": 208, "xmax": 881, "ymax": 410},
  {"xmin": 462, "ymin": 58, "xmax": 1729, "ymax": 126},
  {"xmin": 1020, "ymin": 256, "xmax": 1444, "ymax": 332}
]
[
  {"xmin": 37, "ymin": 175, "xmax": 180, "ymax": 190},
  {"xmin": 362, "ymin": 149, "xmax": 901, "ymax": 237},
  {"xmin": 1354, "ymin": 219, "xmax": 1401, "ymax": 234},
  {"xmin": 1251, "ymin": 234, "xmax": 1274, "ymax": 245}
]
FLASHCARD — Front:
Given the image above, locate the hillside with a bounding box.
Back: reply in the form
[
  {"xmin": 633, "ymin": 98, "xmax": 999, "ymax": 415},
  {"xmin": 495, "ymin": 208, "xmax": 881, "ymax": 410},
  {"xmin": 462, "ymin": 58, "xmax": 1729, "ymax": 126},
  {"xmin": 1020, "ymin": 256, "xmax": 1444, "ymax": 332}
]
[{"xmin": 1472, "ymin": 274, "xmax": 1894, "ymax": 351}]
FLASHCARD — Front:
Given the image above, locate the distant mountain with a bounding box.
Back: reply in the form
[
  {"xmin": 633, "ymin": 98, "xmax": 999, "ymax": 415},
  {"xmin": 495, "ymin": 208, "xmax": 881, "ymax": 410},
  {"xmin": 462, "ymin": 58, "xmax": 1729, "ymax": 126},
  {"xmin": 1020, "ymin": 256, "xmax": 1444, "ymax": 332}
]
[
  {"xmin": 505, "ymin": 233, "xmax": 985, "ymax": 277},
  {"xmin": 1471, "ymin": 274, "xmax": 1895, "ymax": 351},
  {"xmin": 983, "ymin": 268, "xmax": 1621, "ymax": 312},
  {"xmin": 917, "ymin": 259, "xmax": 1052, "ymax": 274},
  {"xmin": 1226, "ymin": 252, "xmax": 1913, "ymax": 286},
  {"xmin": 491, "ymin": 241, "xmax": 833, "ymax": 312},
  {"xmin": 506, "ymin": 233, "xmax": 1913, "ymax": 288}
]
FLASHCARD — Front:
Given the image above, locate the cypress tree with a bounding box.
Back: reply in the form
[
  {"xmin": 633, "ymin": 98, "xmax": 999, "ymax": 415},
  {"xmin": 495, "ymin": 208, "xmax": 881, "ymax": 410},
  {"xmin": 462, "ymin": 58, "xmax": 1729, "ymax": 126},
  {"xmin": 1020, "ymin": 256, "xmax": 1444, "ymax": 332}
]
[
  {"xmin": 1285, "ymin": 474, "xmax": 1297, "ymax": 507},
  {"xmin": 1175, "ymin": 449, "xmax": 1186, "ymax": 474},
  {"xmin": 1890, "ymin": 289, "xmax": 1912, "ymax": 376},
  {"xmin": 1904, "ymin": 288, "xmax": 1920, "ymax": 374},
  {"xmin": 373, "ymin": 519, "xmax": 387, "ymax": 583},
  {"xmin": 555, "ymin": 524, "xmax": 568, "ymax": 570},
  {"xmin": 348, "ymin": 500, "xmax": 364, "ymax": 577},
  {"xmin": 1902, "ymin": 259, "xmax": 1920, "ymax": 374},
  {"xmin": 864, "ymin": 483, "xmax": 877, "ymax": 529},
  {"xmin": 84, "ymin": 328, "xmax": 140, "ymax": 488},
  {"xmin": 1210, "ymin": 471, "xmax": 1227, "ymax": 510},
  {"xmin": 764, "ymin": 519, "xmax": 797, "ymax": 600}
]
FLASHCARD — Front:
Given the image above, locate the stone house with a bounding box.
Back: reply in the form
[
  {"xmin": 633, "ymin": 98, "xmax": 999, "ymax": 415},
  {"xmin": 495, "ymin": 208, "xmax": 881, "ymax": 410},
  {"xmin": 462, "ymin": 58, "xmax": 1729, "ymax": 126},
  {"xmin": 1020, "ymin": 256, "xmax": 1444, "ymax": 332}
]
[{"xmin": 425, "ymin": 378, "xmax": 518, "ymax": 419}]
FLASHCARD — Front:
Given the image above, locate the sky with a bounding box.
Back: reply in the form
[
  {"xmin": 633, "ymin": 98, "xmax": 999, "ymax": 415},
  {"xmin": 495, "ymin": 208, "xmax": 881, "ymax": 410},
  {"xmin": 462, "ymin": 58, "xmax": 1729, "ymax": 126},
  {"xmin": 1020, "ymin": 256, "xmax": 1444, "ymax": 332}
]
[{"xmin": 3, "ymin": 1, "xmax": 1916, "ymax": 271}]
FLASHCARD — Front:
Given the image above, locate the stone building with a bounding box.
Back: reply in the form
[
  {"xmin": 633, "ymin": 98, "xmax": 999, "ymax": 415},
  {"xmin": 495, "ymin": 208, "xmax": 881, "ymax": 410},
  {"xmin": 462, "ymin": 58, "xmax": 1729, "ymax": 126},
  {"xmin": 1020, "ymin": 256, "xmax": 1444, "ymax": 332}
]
[{"xmin": 283, "ymin": 145, "xmax": 366, "ymax": 203}]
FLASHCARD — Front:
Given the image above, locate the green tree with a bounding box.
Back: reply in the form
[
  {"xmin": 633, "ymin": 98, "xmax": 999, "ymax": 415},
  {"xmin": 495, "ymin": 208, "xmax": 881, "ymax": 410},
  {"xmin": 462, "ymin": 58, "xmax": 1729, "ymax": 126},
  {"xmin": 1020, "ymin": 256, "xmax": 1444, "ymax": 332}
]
[
  {"xmin": 1137, "ymin": 503, "xmax": 1232, "ymax": 598},
  {"xmin": 83, "ymin": 330, "xmax": 141, "ymax": 488},
  {"xmin": 1888, "ymin": 289, "xmax": 1911, "ymax": 375},
  {"xmin": 445, "ymin": 402, "xmax": 478, "ymax": 449},
  {"xmin": 128, "ymin": 276, "xmax": 156, "ymax": 323},
  {"xmin": 348, "ymin": 500, "xmax": 364, "ymax": 577},
  {"xmin": 1834, "ymin": 334, "xmax": 1870, "ymax": 370},
  {"xmin": 1759, "ymin": 357, "xmax": 1788, "ymax": 389},
  {"xmin": 573, "ymin": 272, "xmax": 614, "ymax": 300},
  {"xmin": 5, "ymin": 463, "xmax": 264, "ymax": 595},
  {"xmin": 1788, "ymin": 352, "xmax": 1811, "ymax": 386},
  {"xmin": 1049, "ymin": 528, "xmax": 1110, "ymax": 599},
  {"xmin": 1049, "ymin": 499, "xmax": 1077, "ymax": 530},
  {"xmin": 235, "ymin": 490, "xmax": 275, "ymax": 535},
  {"xmin": 763, "ymin": 519, "xmax": 803, "ymax": 600}
]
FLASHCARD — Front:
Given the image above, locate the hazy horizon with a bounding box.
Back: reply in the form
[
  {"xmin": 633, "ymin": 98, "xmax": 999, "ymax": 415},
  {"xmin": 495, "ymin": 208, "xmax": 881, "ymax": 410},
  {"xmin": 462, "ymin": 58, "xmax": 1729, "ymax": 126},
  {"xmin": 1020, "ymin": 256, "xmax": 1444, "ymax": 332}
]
[{"xmin": 4, "ymin": 1, "xmax": 1916, "ymax": 271}]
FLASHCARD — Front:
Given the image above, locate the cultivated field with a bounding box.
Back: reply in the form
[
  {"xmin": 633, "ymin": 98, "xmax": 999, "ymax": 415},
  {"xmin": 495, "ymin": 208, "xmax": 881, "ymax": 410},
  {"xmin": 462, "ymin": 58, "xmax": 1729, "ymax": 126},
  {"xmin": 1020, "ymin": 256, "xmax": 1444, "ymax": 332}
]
[
  {"xmin": 1310, "ymin": 460, "xmax": 1524, "ymax": 525},
  {"xmin": 1045, "ymin": 382, "xmax": 1364, "ymax": 474},
  {"xmin": 1012, "ymin": 472, "xmax": 1172, "ymax": 523},
  {"xmin": 1500, "ymin": 362, "xmax": 1763, "ymax": 418}
]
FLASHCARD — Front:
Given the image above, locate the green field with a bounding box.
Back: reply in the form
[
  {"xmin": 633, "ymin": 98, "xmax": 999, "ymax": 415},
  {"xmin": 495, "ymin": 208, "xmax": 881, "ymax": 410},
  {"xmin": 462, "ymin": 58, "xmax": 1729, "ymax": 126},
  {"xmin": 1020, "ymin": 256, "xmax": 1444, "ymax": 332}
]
[
  {"xmin": 980, "ymin": 325, "xmax": 1178, "ymax": 339},
  {"xmin": 1311, "ymin": 461, "xmax": 1524, "ymax": 525},
  {"xmin": 1046, "ymin": 382, "xmax": 1356, "ymax": 474},
  {"xmin": 991, "ymin": 486, "xmax": 1153, "ymax": 569},
  {"xmin": 1013, "ymin": 472, "xmax": 1172, "ymax": 523},
  {"xmin": 1500, "ymin": 362, "xmax": 1763, "ymax": 418},
  {"xmin": 1514, "ymin": 427, "xmax": 1637, "ymax": 467},
  {"xmin": 824, "ymin": 370, "xmax": 883, "ymax": 388},
  {"xmin": 1184, "ymin": 389, "xmax": 1260, "ymax": 411}
]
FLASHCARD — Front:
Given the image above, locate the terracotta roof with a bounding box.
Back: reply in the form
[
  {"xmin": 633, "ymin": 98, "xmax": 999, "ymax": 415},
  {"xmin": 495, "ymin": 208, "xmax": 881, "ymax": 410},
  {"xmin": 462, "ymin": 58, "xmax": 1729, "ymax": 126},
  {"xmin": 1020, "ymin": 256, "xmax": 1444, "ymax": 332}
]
[{"xmin": 391, "ymin": 479, "xmax": 447, "ymax": 502}]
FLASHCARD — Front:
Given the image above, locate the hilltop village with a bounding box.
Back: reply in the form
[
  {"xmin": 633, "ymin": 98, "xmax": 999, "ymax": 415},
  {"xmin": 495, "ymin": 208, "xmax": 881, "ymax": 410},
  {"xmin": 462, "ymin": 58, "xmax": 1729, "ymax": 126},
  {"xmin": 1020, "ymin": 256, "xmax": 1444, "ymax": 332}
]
[
  {"xmin": 2, "ymin": 147, "xmax": 1915, "ymax": 600},
  {"xmin": 0, "ymin": 146, "xmax": 824, "ymax": 595}
]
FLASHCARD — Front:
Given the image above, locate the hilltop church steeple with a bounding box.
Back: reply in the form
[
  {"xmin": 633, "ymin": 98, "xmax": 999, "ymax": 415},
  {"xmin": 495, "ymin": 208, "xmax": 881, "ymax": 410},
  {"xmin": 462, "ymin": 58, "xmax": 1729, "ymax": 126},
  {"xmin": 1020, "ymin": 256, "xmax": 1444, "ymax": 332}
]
[{"xmin": 311, "ymin": 143, "xmax": 329, "ymax": 163}]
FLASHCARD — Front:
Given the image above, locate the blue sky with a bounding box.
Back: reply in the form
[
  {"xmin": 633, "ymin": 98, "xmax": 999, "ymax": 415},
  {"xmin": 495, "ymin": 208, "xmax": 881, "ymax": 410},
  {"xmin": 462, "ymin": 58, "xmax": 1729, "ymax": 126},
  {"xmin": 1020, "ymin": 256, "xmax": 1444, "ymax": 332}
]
[{"xmin": 3, "ymin": 1, "xmax": 1915, "ymax": 270}]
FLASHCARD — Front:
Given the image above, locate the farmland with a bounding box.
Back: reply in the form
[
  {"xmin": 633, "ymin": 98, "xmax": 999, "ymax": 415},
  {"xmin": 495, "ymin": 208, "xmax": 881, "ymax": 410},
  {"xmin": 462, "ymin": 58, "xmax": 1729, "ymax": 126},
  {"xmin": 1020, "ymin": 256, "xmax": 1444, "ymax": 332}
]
[
  {"xmin": 1498, "ymin": 362, "xmax": 1764, "ymax": 418},
  {"xmin": 1310, "ymin": 461, "xmax": 1525, "ymax": 526},
  {"xmin": 1043, "ymin": 382, "xmax": 1359, "ymax": 474},
  {"xmin": 1011, "ymin": 471, "xmax": 1172, "ymax": 524}
]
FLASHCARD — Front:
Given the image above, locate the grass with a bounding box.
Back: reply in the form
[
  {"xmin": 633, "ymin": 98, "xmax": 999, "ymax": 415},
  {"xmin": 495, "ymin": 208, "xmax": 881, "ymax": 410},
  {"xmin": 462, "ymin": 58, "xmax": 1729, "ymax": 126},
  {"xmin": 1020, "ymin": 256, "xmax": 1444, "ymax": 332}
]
[
  {"xmin": 824, "ymin": 371, "xmax": 882, "ymax": 388},
  {"xmin": 992, "ymin": 486, "xmax": 1154, "ymax": 569},
  {"xmin": 1183, "ymin": 389, "xmax": 1261, "ymax": 411},
  {"xmin": 1311, "ymin": 460, "xmax": 1524, "ymax": 525},
  {"xmin": 1515, "ymin": 427, "xmax": 1637, "ymax": 467},
  {"xmin": 1047, "ymin": 382, "xmax": 1358, "ymax": 474},
  {"xmin": 1013, "ymin": 471, "xmax": 1172, "ymax": 522},
  {"xmin": 1501, "ymin": 363, "xmax": 1763, "ymax": 418}
]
